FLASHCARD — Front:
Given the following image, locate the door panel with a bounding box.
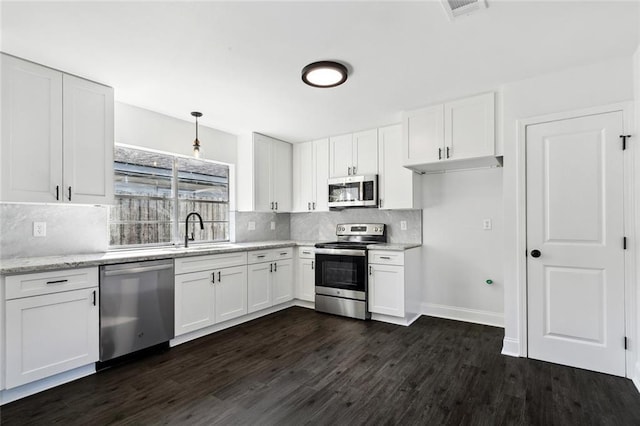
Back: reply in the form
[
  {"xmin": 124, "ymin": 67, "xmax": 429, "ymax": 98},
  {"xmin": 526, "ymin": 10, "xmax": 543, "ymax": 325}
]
[
  {"xmin": 215, "ymin": 266, "xmax": 247, "ymax": 323},
  {"xmin": 329, "ymin": 134, "xmax": 353, "ymax": 177},
  {"xmin": 248, "ymin": 262, "xmax": 272, "ymax": 313},
  {"xmin": 174, "ymin": 271, "xmax": 215, "ymax": 336},
  {"xmin": 526, "ymin": 111, "xmax": 625, "ymax": 376}
]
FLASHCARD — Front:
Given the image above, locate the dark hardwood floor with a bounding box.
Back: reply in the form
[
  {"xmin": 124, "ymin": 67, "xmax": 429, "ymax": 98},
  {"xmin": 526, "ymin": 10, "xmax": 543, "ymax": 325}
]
[{"xmin": 2, "ymin": 307, "xmax": 640, "ymax": 425}]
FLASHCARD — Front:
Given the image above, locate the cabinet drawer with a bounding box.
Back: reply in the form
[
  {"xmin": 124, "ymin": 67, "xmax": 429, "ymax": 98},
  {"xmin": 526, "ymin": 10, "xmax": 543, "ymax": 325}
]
[
  {"xmin": 298, "ymin": 247, "xmax": 315, "ymax": 259},
  {"xmin": 5, "ymin": 267, "xmax": 98, "ymax": 300},
  {"xmin": 273, "ymin": 248, "xmax": 293, "ymax": 260},
  {"xmin": 369, "ymin": 251, "xmax": 404, "ymax": 266},
  {"xmin": 248, "ymin": 249, "xmax": 274, "ymax": 264},
  {"xmin": 175, "ymin": 251, "xmax": 247, "ymax": 274}
]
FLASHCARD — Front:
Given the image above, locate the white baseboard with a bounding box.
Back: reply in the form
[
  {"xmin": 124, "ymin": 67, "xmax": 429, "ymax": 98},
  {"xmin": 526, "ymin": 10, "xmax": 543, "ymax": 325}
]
[
  {"xmin": 371, "ymin": 311, "xmax": 421, "ymax": 327},
  {"xmin": 421, "ymin": 302, "xmax": 504, "ymax": 328},
  {"xmin": 0, "ymin": 364, "xmax": 95, "ymax": 405},
  {"xmin": 633, "ymin": 362, "xmax": 640, "ymax": 394},
  {"xmin": 292, "ymin": 299, "xmax": 314, "ymax": 310},
  {"xmin": 501, "ymin": 337, "xmax": 520, "ymax": 357}
]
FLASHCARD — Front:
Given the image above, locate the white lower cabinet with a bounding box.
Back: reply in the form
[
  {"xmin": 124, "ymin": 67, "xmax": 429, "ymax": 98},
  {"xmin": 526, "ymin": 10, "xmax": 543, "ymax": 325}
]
[
  {"xmin": 369, "ymin": 264, "xmax": 405, "ymax": 317},
  {"xmin": 247, "ymin": 249, "xmax": 294, "ymax": 313},
  {"xmin": 4, "ymin": 268, "xmax": 99, "ymax": 389},
  {"xmin": 368, "ymin": 248, "xmax": 421, "ymax": 324},
  {"xmin": 174, "ymin": 252, "xmax": 248, "ymax": 336},
  {"xmin": 296, "ymin": 247, "xmax": 315, "ymax": 302}
]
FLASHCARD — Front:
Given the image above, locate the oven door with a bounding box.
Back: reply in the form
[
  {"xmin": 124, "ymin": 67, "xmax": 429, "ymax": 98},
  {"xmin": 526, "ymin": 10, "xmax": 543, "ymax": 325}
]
[{"xmin": 315, "ymin": 249, "xmax": 367, "ymax": 299}]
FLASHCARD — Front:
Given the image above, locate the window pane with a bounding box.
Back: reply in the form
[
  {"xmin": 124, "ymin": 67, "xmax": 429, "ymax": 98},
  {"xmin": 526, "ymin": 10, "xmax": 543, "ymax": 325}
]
[
  {"xmin": 109, "ymin": 223, "xmax": 172, "ymax": 246},
  {"xmin": 176, "ymin": 157, "xmax": 229, "ymax": 202}
]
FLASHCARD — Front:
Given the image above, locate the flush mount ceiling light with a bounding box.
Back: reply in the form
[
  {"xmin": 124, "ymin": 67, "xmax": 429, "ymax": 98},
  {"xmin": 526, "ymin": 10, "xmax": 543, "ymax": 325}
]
[
  {"xmin": 301, "ymin": 61, "xmax": 348, "ymax": 88},
  {"xmin": 191, "ymin": 111, "xmax": 202, "ymax": 158}
]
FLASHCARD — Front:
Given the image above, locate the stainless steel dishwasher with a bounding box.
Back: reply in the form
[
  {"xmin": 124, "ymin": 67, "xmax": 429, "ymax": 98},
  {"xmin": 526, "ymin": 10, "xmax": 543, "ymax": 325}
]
[{"xmin": 99, "ymin": 259, "xmax": 174, "ymax": 363}]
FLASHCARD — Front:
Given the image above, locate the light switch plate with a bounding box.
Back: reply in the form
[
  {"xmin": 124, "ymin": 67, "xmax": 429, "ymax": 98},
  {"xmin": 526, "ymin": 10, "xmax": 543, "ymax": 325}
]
[
  {"xmin": 400, "ymin": 221, "xmax": 407, "ymax": 231},
  {"xmin": 248, "ymin": 221, "xmax": 256, "ymax": 231},
  {"xmin": 483, "ymin": 219, "xmax": 492, "ymax": 230},
  {"xmin": 33, "ymin": 221, "xmax": 46, "ymax": 237},
  {"xmin": 270, "ymin": 221, "xmax": 276, "ymax": 230}
]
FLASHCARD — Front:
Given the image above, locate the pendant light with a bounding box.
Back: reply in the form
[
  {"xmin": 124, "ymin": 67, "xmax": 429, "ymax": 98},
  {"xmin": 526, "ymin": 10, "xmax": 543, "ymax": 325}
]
[
  {"xmin": 191, "ymin": 111, "xmax": 202, "ymax": 158},
  {"xmin": 301, "ymin": 61, "xmax": 348, "ymax": 88}
]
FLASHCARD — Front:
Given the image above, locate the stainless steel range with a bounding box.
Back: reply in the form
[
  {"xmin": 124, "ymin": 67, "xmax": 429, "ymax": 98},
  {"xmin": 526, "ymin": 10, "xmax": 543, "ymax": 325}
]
[{"xmin": 314, "ymin": 223, "xmax": 386, "ymax": 320}]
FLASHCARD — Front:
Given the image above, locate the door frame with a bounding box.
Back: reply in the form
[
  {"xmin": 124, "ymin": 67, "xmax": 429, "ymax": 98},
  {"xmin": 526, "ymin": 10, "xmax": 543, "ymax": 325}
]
[{"xmin": 514, "ymin": 102, "xmax": 636, "ymax": 377}]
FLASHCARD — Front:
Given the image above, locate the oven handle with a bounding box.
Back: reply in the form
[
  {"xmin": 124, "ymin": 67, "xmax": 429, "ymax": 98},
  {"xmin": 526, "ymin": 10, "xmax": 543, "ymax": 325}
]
[{"xmin": 314, "ymin": 248, "xmax": 367, "ymax": 257}]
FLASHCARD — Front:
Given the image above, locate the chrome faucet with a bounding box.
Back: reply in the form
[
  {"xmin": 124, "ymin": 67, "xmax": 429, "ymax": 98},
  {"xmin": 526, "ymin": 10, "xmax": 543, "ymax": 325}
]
[{"xmin": 185, "ymin": 212, "xmax": 204, "ymax": 248}]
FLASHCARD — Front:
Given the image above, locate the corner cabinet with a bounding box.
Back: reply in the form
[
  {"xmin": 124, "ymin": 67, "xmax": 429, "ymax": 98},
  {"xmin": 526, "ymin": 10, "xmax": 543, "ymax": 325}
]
[
  {"xmin": 247, "ymin": 248, "xmax": 294, "ymax": 313},
  {"xmin": 402, "ymin": 92, "xmax": 499, "ymax": 173},
  {"xmin": 292, "ymin": 138, "xmax": 329, "ymax": 212},
  {"xmin": 3, "ymin": 268, "xmax": 99, "ymax": 389},
  {"xmin": 377, "ymin": 124, "xmax": 421, "ymax": 210},
  {"xmin": 1, "ymin": 54, "xmax": 114, "ymax": 204},
  {"xmin": 254, "ymin": 133, "xmax": 292, "ymax": 212},
  {"xmin": 329, "ymin": 129, "xmax": 378, "ymax": 178}
]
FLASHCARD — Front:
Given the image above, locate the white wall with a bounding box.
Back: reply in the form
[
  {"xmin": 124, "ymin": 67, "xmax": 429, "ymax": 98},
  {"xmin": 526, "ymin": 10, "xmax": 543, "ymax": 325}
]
[
  {"xmin": 501, "ymin": 56, "xmax": 635, "ymax": 355},
  {"xmin": 115, "ymin": 102, "xmax": 237, "ymax": 165},
  {"xmin": 421, "ymin": 168, "xmax": 504, "ymax": 327},
  {"xmin": 634, "ymin": 44, "xmax": 640, "ymax": 385}
]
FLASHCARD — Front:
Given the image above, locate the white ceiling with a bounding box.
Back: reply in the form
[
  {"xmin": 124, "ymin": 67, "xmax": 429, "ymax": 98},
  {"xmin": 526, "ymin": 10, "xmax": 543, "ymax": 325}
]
[{"xmin": 1, "ymin": 1, "xmax": 638, "ymax": 143}]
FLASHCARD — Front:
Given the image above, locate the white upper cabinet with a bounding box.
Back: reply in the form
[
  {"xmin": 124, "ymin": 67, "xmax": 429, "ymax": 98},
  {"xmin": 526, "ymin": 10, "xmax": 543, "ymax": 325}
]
[
  {"xmin": 253, "ymin": 133, "xmax": 292, "ymax": 212},
  {"xmin": 63, "ymin": 74, "xmax": 114, "ymax": 204},
  {"xmin": 402, "ymin": 92, "xmax": 498, "ymax": 172},
  {"xmin": 378, "ymin": 124, "xmax": 421, "ymax": 210},
  {"xmin": 329, "ymin": 129, "xmax": 378, "ymax": 178},
  {"xmin": 292, "ymin": 138, "xmax": 329, "ymax": 212},
  {"xmin": 1, "ymin": 54, "xmax": 114, "ymax": 204}
]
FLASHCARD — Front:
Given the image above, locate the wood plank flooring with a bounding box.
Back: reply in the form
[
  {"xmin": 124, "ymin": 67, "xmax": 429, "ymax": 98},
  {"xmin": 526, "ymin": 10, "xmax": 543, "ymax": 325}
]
[{"xmin": 2, "ymin": 307, "xmax": 640, "ymax": 425}]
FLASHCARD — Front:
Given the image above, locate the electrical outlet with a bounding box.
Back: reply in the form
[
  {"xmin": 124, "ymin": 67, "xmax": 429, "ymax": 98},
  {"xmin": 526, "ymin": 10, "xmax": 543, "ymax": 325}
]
[
  {"xmin": 400, "ymin": 221, "xmax": 407, "ymax": 231},
  {"xmin": 33, "ymin": 221, "xmax": 46, "ymax": 237},
  {"xmin": 270, "ymin": 221, "xmax": 276, "ymax": 230},
  {"xmin": 248, "ymin": 221, "xmax": 256, "ymax": 231},
  {"xmin": 483, "ymin": 219, "xmax": 492, "ymax": 230}
]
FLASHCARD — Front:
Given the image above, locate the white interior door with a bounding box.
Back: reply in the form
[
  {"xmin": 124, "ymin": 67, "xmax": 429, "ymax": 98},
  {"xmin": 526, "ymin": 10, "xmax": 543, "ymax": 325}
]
[{"xmin": 526, "ymin": 111, "xmax": 625, "ymax": 376}]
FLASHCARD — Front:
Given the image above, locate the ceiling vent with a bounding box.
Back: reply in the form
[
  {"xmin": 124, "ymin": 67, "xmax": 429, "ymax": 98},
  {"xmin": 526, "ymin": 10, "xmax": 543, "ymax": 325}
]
[{"xmin": 441, "ymin": 0, "xmax": 487, "ymax": 20}]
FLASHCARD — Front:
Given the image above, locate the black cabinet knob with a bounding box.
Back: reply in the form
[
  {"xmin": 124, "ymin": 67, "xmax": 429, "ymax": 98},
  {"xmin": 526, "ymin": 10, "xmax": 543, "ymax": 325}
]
[{"xmin": 530, "ymin": 249, "xmax": 541, "ymax": 258}]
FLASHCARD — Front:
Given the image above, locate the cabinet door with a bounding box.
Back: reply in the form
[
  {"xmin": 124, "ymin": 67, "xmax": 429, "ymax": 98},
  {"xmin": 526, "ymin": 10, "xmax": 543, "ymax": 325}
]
[
  {"xmin": 5, "ymin": 287, "xmax": 98, "ymax": 388},
  {"xmin": 402, "ymin": 104, "xmax": 444, "ymax": 165},
  {"xmin": 1, "ymin": 54, "xmax": 63, "ymax": 202},
  {"xmin": 174, "ymin": 271, "xmax": 215, "ymax": 336},
  {"xmin": 378, "ymin": 124, "xmax": 419, "ymax": 210},
  {"xmin": 272, "ymin": 139, "xmax": 292, "ymax": 212},
  {"xmin": 62, "ymin": 74, "xmax": 114, "ymax": 204},
  {"xmin": 369, "ymin": 264, "xmax": 405, "ymax": 317},
  {"xmin": 296, "ymin": 258, "xmax": 315, "ymax": 302},
  {"xmin": 215, "ymin": 265, "xmax": 248, "ymax": 323},
  {"xmin": 273, "ymin": 259, "xmax": 294, "ymax": 305},
  {"xmin": 352, "ymin": 129, "xmax": 378, "ymax": 176},
  {"xmin": 253, "ymin": 134, "xmax": 272, "ymax": 212},
  {"xmin": 293, "ymin": 141, "xmax": 313, "ymax": 212},
  {"xmin": 248, "ymin": 262, "xmax": 272, "ymax": 313},
  {"xmin": 313, "ymin": 138, "xmax": 330, "ymax": 211},
  {"xmin": 329, "ymin": 133, "xmax": 353, "ymax": 177},
  {"xmin": 444, "ymin": 92, "xmax": 494, "ymax": 160}
]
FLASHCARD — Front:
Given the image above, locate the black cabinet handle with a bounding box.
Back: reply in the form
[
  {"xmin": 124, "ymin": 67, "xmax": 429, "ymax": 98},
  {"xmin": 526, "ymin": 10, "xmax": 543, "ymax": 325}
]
[
  {"xmin": 46, "ymin": 279, "xmax": 68, "ymax": 285},
  {"xmin": 311, "ymin": 261, "xmax": 314, "ymax": 270},
  {"xmin": 530, "ymin": 249, "xmax": 541, "ymax": 258},
  {"xmin": 438, "ymin": 148, "xmax": 442, "ymax": 160},
  {"xmin": 211, "ymin": 272, "xmax": 215, "ymax": 283},
  {"xmin": 312, "ymin": 202, "xmax": 316, "ymax": 210},
  {"xmin": 270, "ymin": 202, "xmax": 274, "ymax": 210},
  {"xmin": 446, "ymin": 147, "xmax": 450, "ymax": 158},
  {"xmin": 369, "ymin": 266, "xmax": 372, "ymax": 275},
  {"xmin": 275, "ymin": 202, "xmax": 278, "ymax": 210},
  {"xmin": 218, "ymin": 271, "xmax": 221, "ymax": 282},
  {"xmin": 270, "ymin": 263, "xmax": 273, "ymax": 273},
  {"xmin": 68, "ymin": 186, "xmax": 72, "ymax": 201},
  {"xmin": 92, "ymin": 290, "xmax": 96, "ymax": 306},
  {"xmin": 380, "ymin": 256, "xmax": 391, "ymax": 260},
  {"xmin": 56, "ymin": 185, "xmax": 59, "ymax": 200},
  {"xmin": 274, "ymin": 262, "xmax": 277, "ymax": 272}
]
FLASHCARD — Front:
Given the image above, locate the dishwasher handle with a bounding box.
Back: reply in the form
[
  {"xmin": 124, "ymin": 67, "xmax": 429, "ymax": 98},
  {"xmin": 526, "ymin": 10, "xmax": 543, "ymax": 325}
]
[{"xmin": 102, "ymin": 263, "xmax": 174, "ymax": 277}]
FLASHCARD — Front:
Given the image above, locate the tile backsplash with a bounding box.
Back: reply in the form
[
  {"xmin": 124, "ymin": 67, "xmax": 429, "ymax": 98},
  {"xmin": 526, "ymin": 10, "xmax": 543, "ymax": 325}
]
[
  {"xmin": 290, "ymin": 209, "xmax": 422, "ymax": 244},
  {"xmin": 234, "ymin": 212, "xmax": 291, "ymax": 242},
  {"xmin": 0, "ymin": 203, "xmax": 109, "ymax": 259}
]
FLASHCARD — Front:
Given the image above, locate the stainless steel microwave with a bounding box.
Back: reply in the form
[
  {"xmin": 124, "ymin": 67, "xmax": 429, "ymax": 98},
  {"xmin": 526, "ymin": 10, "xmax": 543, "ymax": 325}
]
[{"xmin": 328, "ymin": 175, "xmax": 378, "ymax": 209}]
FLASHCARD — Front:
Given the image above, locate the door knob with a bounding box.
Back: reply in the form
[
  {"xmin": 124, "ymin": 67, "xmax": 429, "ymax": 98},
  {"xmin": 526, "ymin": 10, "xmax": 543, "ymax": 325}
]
[{"xmin": 530, "ymin": 249, "xmax": 541, "ymax": 258}]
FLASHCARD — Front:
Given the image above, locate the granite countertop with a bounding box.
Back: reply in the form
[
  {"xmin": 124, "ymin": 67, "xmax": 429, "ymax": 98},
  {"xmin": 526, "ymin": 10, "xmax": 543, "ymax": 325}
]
[
  {"xmin": 0, "ymin": 240, "xmax": 423, "ymax": 275},
  {"xmin": 0, "ymin": 241, "xmax": 298, "ymax": 275}
]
